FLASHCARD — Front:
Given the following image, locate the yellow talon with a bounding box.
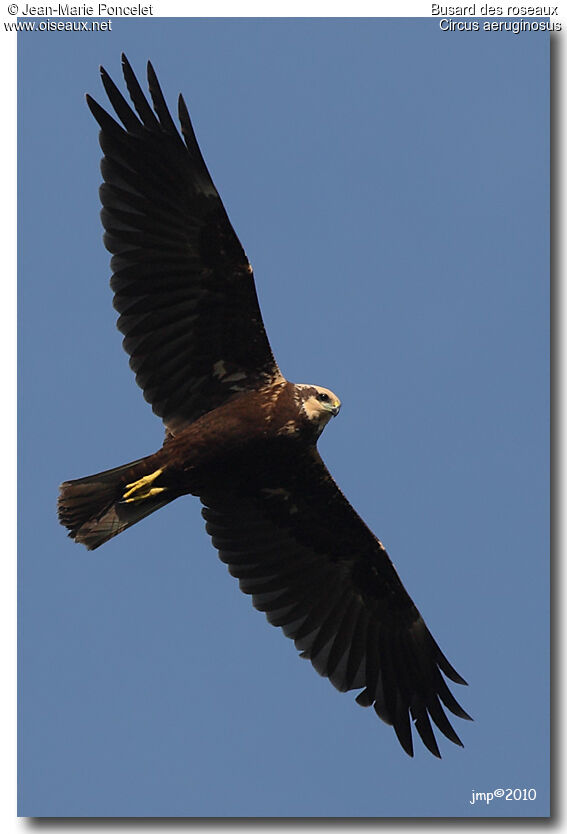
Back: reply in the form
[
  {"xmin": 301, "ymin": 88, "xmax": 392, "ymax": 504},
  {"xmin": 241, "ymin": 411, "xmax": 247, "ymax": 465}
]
[
  {"xmin": 124, "ymin": 486, "xmax": 166, "ymax": 503},
  {"xmin": 123, "ymin": 468, "xmax": 165, "ymax": 502}
]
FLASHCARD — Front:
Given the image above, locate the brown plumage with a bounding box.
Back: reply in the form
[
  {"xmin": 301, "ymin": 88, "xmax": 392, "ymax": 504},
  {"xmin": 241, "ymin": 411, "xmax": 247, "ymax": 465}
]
[{"xmin": 58, "ymin": 55, "xmax": 471, "ymax": 758}]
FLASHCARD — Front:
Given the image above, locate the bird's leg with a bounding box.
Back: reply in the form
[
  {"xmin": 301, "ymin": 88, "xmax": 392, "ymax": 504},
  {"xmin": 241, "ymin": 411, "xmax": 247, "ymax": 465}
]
[{"xmin": 122, "ymin": 468, "xmax": 166, "ymax": 503}]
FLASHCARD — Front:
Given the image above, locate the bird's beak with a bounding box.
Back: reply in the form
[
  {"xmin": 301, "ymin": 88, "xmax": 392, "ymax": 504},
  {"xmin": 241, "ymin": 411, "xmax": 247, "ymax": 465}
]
[{"xmin": 327, "ymin": 401, "xmax": 341, "ymax": 417}]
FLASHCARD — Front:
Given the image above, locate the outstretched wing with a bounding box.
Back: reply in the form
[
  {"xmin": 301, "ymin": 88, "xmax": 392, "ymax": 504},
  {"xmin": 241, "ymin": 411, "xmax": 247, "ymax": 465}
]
[
  {"xmin": 86, "ymin": 55, "xmax": 283, "ymax": 434},
  {"xmin": 201, "ymin": 448, "xmax": 471, "ymax": 758}
]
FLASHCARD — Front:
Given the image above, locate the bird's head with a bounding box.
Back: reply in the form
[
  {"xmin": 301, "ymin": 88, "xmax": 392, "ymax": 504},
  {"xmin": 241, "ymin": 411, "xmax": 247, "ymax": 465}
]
[{"xmin": 294, "ymin": 384, "xmax": 341, "ymax": 435}]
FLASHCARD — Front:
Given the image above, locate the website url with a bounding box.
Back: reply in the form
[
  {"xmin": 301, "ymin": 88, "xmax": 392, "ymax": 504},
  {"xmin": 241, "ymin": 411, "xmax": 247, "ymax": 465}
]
[{"xmin": 5, "ymin": 18, "xmax": 111, "ymax": 30}]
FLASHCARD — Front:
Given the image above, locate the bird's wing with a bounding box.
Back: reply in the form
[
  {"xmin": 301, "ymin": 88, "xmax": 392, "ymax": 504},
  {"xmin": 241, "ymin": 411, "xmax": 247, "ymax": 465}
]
[
  {"xmin": 200, "ymin": 447, "xmax": 471, "ymax": 758},
  {"xmin": 86, "ymin": 55, "xmax": 283, "ymax": 435}
]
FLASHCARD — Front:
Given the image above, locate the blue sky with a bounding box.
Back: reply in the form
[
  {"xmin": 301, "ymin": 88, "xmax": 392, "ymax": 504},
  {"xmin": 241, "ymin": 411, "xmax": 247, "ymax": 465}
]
[{"xmin": 18, "ymin": 19, "xmax": 549, "ymax": 817}]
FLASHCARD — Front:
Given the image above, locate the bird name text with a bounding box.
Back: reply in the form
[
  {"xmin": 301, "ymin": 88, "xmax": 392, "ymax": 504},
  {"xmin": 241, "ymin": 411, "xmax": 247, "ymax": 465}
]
[{"xmin": 432, "ymin": 3, "xmax": 559, "ymax": 11}]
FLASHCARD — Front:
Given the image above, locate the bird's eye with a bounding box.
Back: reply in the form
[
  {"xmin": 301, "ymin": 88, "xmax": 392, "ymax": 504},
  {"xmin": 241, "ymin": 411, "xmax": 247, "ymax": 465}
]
[{"xmin": 318, "ymin": 393, "xmax": 330, "ymax": 403}]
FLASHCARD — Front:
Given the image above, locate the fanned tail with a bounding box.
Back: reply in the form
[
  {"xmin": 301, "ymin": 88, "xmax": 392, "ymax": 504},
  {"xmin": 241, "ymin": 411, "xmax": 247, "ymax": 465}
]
[{"xmin": 58, "ymin": 456, "xmax": 174, "ymax": 550}]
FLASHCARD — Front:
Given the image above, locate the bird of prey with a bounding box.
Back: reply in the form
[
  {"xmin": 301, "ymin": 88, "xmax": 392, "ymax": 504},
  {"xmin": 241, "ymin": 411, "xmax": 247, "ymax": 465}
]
[{"xmin": 58, "ymin": 55, "xmax": 471, "ymax": 758}]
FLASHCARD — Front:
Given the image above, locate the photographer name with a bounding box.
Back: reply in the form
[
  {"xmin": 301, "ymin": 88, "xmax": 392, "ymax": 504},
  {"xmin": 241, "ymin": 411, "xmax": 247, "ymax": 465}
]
[{"xmin": 19, "ymin": 3, "xmax": 154, "ymax": 14}]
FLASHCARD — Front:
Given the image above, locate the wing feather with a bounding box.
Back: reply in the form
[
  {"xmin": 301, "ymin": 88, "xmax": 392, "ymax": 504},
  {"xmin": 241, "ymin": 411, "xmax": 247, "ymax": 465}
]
[
  {"xmin": 121, "ymin": 54, "xmax": 161, "ymax": 129},
  {"xmin": 343, "ymin": 608, "xmax": 370, "ymax": 691},
  {"xmin": 324, "ymin": 596, "xmax": 358, "ymax": 671},
  {"xmin": 200, "ymin": 447, "xmax": 470, "ymax": 757},
  {"xmin": 87, "ymin": 55, "xmax": 283, "ymax": 433}
]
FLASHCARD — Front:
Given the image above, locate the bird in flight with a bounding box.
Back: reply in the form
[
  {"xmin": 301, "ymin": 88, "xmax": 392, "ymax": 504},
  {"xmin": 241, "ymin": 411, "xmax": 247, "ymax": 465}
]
[{"xmin": 58, "ymin": 55, "xmax": 471, "ymax": 758}]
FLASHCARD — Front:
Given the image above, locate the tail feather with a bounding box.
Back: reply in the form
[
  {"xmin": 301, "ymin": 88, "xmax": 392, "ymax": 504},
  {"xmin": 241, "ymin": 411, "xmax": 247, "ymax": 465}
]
[{"xmin": 58, "ymin": 457, "xmax": 175, "ymax": 550}]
